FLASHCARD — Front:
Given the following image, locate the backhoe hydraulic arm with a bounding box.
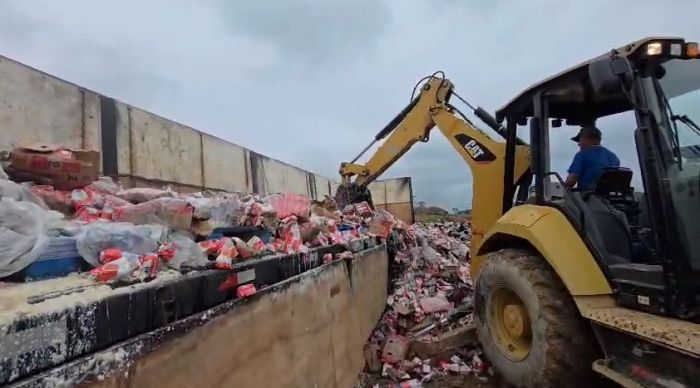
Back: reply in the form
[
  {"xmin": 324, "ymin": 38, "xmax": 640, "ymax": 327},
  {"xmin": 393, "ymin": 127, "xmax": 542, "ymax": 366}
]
[{"xmin": 338, "ymin": 75, "xmax": 530, "ymax": 252}]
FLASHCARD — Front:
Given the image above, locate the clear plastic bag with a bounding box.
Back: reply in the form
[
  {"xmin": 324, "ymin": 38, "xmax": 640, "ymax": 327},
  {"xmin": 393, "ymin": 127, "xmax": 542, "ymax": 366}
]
[
  {"xmin": 89, "ymin": 176, "xmax": 121, "ymax": 195},
  {"xmin": 112, "ymin": 198, "xmax": 193, "ymax": 229},
  {"xmin": 165, "ymin": 231, "xmax": 208, "ymax": 269},
  {"xmin": 0, "ymin": 198, "xmax": 51, "ymax": 277},
  {"xmin": 76, "ymin": 222, "xmax": 166, "ymax": 267},
  {"xmin": 116, "ymin": 187, "xmax": 175, "ymax": 203},
  {"xmin": 0, "ymin": 179, "xmax": 47, "ymax": 208},
  {"xmin": 188, "ymin": 196, "xmax": 242, "ymax": 227}
]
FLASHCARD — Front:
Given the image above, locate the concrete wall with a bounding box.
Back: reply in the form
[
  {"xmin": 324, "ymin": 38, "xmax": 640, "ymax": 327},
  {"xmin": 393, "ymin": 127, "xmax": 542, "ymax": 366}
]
[
  {"xmin": 0, "ymin": 54, "xmax": 411, "ymax": 213},
  {"xmin": 0, "ymin": 56, "xmax": 101, "ymax": 153},
  {"xmin": 369, "ymin": 177, "xmax": 415, "ymax": 224},
  {"xmin": 83, "ymin": 246, "xmax": 388, "ymax": 388}
]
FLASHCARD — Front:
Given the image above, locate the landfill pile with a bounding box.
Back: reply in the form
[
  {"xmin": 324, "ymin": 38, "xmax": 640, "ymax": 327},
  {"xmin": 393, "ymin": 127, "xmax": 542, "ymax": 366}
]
[
  {"xmin": 0, "ymin": 144, "xmax": 391, "ymax": 291},
  {"xmin": 358, "ymin": 221, "xmax": 497, "ymax": 388}
]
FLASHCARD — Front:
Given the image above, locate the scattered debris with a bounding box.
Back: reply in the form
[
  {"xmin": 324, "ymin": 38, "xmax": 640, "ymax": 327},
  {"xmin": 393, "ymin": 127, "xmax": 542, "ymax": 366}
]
[
  {"xmin": 358, "ymin": 221, "xmax": 495, "ymax": 387},
  {"xmin": 382, "ymin": 335, "xmax": 411, "ymax": 364}
]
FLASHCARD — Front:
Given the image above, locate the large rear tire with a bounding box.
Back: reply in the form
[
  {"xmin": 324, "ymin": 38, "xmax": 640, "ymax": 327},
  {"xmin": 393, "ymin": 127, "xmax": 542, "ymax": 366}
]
[{"xmin": 474, "ymin": 249, "xmax": 599, "ymax": 387}]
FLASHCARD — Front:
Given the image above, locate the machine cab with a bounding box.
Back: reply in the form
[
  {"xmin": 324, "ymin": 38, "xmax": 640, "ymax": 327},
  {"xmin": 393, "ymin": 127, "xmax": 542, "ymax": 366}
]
[{"xmin": 496, "ymin": 37, "xmax": 700, "ymax": 319}]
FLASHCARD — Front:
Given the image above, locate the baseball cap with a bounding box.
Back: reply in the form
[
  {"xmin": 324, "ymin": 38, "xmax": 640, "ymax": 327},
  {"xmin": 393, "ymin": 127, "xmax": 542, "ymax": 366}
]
[{"xmin": 571, "ymin": 125, "xmax": 602, "ymax": 142}]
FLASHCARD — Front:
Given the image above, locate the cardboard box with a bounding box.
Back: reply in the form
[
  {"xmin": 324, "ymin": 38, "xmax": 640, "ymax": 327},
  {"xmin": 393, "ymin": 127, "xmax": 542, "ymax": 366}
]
[{"xmin": 7, "ymin": 144, "xmax": 99, "ymax": 190}]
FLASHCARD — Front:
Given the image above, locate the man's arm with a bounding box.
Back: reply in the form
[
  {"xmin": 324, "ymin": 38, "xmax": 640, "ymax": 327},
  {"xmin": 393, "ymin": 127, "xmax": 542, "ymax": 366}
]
[{"xmin": 566, "ymin": 151, "xmax": 584, "ymax": 189}]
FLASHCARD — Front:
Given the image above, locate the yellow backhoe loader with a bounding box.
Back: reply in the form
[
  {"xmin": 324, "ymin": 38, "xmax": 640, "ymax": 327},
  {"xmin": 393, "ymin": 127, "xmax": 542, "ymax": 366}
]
[{"xmin": 337, "ymin": 37, "xmax": 700, "ymax": 387}]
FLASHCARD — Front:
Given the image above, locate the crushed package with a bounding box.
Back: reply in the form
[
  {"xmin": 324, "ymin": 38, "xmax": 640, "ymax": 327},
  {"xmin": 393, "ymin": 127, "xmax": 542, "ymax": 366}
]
[{"xmin": 357, "ymin": 221, "xmax": 496, "ymax": 388}]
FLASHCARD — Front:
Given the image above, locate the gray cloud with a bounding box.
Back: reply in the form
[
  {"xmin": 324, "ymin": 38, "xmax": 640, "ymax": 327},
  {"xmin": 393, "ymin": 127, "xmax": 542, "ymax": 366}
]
[
  {"xmin": 0, "ymin": 0, "xmax": 698, "ymax": 210},
  {"xmin": 217, "ymin": 0, "xmax": 392, "ymax": 68}
]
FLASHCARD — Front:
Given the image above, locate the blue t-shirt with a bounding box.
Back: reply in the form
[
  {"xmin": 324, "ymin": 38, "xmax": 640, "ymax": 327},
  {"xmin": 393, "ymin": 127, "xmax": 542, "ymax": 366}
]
[{"xmin": 567, "ymin": 145, "xmax": 620, "ymax": 190}]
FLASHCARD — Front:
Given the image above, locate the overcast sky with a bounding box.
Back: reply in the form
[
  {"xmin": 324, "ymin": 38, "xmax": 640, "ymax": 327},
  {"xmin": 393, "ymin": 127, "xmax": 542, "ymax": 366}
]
[{"xmin": 1, "ymin": 1, "xmax": 698, "ymax": 209}]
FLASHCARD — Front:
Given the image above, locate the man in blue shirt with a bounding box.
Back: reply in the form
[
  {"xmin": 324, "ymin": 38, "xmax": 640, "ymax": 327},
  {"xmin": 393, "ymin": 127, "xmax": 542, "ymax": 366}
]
[{"xmin": 565, "ymin": 125, "xmax": 620, "ymax": 190}]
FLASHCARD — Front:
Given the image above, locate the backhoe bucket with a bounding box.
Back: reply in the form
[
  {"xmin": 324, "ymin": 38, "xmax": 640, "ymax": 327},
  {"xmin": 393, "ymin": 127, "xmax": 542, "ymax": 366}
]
[{"xmin": 334, "ymin": 183, "xmax": 374, "ymax": 210}]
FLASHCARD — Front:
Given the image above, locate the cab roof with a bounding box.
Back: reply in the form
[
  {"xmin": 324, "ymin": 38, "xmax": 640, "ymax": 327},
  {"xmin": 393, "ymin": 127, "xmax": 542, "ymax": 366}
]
[{"xmin": 495, "ymin": 36, "xmax": 684, "ymax": 124}]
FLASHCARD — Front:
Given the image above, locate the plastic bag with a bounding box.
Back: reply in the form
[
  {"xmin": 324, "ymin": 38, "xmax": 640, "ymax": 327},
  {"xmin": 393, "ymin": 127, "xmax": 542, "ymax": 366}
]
[
  {"xmin": 165, "ymin": 231, "xmax": 208, "ymax": 269},
  {"xmin": 278, "ymin": 216, "xmax": 304, "ymax": 254},
  {"xmin": 239, "ymin": 197, "xmax": 277, "ymax": 228},
  {"xmin": 265, "ymin": 193, "xmax": 311, "ymax": 219},
  {"xmin": 76, "ymin": 222, "xmax": 165, "ymax": 267},
  {"xmin": 112, "ymin": 198, "xmax": 193, "ymax": 229},
  {"xmin": 188, "ymin": 196, "xmax": 242, "ymax": 227},
  {"xmin": 89, "ymin": 176, "xmax": 121, "ymax": 195},
  {"xmin": 0, "ymin": 179, "xmax": 47, "ymax": 208},
  {"xmin": 214, "ymin": 238, "xmax": 238, "ymax": 269},
  {"xmin": 117, "ymin": 187, "xmax": 175, "ymax": 203},
  {"xmin": 0, "ymin": 198, "xmax": 51, "ymax": 277},
  {"xmin": 90, "ymin": 251, "xmax": 141, "ymax": 282}
]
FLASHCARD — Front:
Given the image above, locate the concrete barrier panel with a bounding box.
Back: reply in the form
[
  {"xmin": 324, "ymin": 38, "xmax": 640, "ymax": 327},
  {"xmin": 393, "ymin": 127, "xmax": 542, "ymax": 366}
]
[
  {"xmin": 114, "ymin": 101, "xmax": 132, "ymax": 175},
  {"xmin": 376, "ymin": 202, "xmax": 414, "ymax": 224},
  {"xmin": 0, "ymin": 56, "xmax": 95, "ymax": 151},
  {"xmin": 201, "ymin": 133, "xmax": 251, "ymax": 192},
  {"xmin": 82, "ymin": 90, "xmax": 102, "ymax": 155},
  {"xmin": 128, "ymin": 107, "xmax": 203, "ymax": 187},
  {"xmin": 314, "ymin": 174, "xmax": 331, "ymax": 199},
  {"xmin": 77, "ymin": 247, "xmax": 388, "ymax": 388},
  {"xmin": 384, "ymin": 177, "xmax": 412, "ymax": 204},
  {"xmin": 368, "ymin": 181, "xmax": 387, "ymax": 205},
  {"xmin": 251, "ymin": 153, "xmax": 309, "ymax": 195}
]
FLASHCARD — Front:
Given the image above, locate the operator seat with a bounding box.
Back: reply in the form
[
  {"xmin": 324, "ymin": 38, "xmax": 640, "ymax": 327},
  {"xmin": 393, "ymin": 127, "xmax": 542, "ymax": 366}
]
[
  {"xmin": 583, "ymin": 167, "xmax": 636, "ymax": 264},
  {"xmin": 592, "ymin": 167, "xmax": 637, "ymax": 217}
]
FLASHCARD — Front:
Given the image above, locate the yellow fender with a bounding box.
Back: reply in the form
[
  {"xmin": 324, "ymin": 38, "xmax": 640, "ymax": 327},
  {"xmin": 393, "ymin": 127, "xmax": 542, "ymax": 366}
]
[{"xmin": 474, "ymin": 205, "xmax": 612, "ymax": 296}]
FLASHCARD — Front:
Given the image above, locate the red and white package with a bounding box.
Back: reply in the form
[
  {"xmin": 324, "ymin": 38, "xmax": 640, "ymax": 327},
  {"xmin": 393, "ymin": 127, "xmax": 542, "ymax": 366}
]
[
  {"xmin": 214, "ymin": 238, "xmax": 238, "ymax": 269},
  {"xmin": 368, "ymin": 217, "xmax": 393, "ymax": 239},
  {"xmin": 90, "ymin": 252, "xmax": 141, "ymax": 282},
  {"xmin": 233, "ymin": 237, "xmax": 253, "ymax": 259},
  {"xmin": 278, "ymin": 216, "xmax": 304, "ymax": 254},
  {"xmin": 266, "ymin": 239, "xmax": 285, "ymax": 253},
  {"xmin": 247, "ymin": 236, "xmax": 266, "ymax": 255},
  {"xmin": 99, "ymin": 248, "xmax": 124, "ymax": 264},
  {"xmin": 352, "ymin": 201, "xmax": 373, "ymax": 217},
  {"xmin": 139, "ymin": 253, "xmax": 159, "ymax": 279},
  {"xmin": 236, "ymin": 284, "xmax": 257, "ymax": 298},
  {"xmin": 198, "ymin": 238, "xmax": 224, "ymax": 256},
  {"xmin": 157, "ymin": 242, "xmax": 176, "ymax": 262},
  {"xmin": 323, "ymin": 253, "xmax": 333, "ymax": 264}
]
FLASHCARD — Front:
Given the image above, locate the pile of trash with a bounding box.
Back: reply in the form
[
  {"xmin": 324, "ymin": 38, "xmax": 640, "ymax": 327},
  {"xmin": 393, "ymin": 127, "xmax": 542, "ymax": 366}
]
[
  {"xmin": 0, "ymin": 143, "xmax": 395, "ymax": 288},
  {"xmin": 359, "ymin": 221, "xmax": 495, "ymax": 387}
]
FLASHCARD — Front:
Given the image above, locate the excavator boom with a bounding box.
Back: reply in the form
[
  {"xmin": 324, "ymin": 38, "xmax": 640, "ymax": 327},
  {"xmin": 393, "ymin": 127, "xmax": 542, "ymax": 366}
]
[{"xmin": 337, "ymin": 74, "xmax": 530, "ymax": 253}]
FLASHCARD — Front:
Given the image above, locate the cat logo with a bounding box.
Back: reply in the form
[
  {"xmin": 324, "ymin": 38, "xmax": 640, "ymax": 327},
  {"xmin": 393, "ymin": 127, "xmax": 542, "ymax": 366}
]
[
  {"xmin": 464, "ymin": 139, "xmax": 485, "ymax": 160},
  {"xmin": 454, "ymin": 134, "xmax": 496, "ymax": 163}
]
